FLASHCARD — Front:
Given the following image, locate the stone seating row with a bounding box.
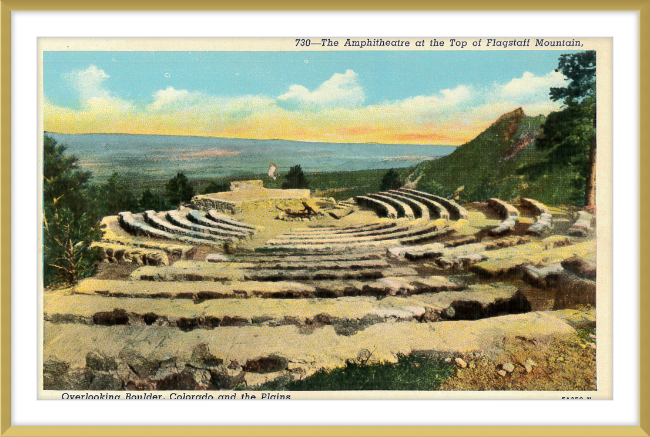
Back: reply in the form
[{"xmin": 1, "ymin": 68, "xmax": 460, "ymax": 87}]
[
  {"xmin": 143, "ymin": 211, "xmax": 235, "ymax": 243},
  {"xmin": 117, "ymin": 212, "xmax": 219, "ymax": 246},
  {"xmin": 167, "ymin": 211, "xmax": 249, "ymax": 239},
  {"xmin": 488, "ymin": 198, "xmax": 520, "ymax": 235},
  {"xmin": 398, "ymin": 188, "xmax": 468, "ymax": 220}
]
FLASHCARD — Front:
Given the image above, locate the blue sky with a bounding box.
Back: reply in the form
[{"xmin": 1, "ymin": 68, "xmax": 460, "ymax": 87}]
[{"xmin": 43, "ymin": 50, "xmax": 576, "ymax": 144}]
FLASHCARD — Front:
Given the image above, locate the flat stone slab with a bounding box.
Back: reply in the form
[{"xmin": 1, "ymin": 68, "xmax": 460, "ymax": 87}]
[
  {"xmin": 75, "ymin": 278, "xmax": 317, "ymax": 299},
  {"xmin": 46, "ymin": 283, "xmax": 523, "ymax": 330},
  {"xmin": 42, "ymin": 310, "xmax": 582, "ymax": 388},
  {"xmin": 472, "ymin": 240, "xmax": 596, "ymax": 277}
]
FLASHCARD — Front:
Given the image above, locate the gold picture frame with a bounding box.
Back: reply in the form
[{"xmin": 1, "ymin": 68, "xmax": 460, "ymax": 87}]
[{"xmin": 2, "ymin": 1, "xmax": 649, "ymax": 436}]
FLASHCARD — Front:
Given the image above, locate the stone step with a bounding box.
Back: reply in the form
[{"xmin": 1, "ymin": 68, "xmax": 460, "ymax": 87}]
[
  {"xmin": 293, "ymin": 222, "xmax": 396, "ymax": 234},
  {"xmin": 234, "ymin": 253, "xmax": 384, "ymax": 263},
  {"xmin": 389, "ymin": 189, "xmax": 449, "ymax": 220},
  {"xmin": 368, "ymin": 193, "xmax": 415, "ymax": 219},
  {"xmin": 91, "ymin": 242, "xmax": 169, "ymax": 266},
  {"xmin": 242, "ymin": 259, "xmax": 391, "ymax": 271},
  {"xmin": 99, "ymin": 237, "xmax": 194, "ymax": 258},
  {"xmin": 46, "ymin": 284, "xmax": 524, "ymax": 333},
  {"xmin": 143, "ymin": 211, "xmax": 234, "ymax": 243},
  {"xmin": 379, "ymin": 191, "xmax": 430, "ymax": 220},
  {"xmin": 398, "ymin": 189, "xmax": 468, "ymax": 220},
  {"xmin": 267, "ymin": 221, "xmax": 439, "ymax": 245},
  {"xmin": 471, "ymin": 239, "xmax": 596, "ymax": 277},
  {"xmin": 187, "ymin": 211, "xmax": 255, "ymax": 235},
  {"xmin": 206, "ymin": 210, "xmax": 256, "ymax": 231},
  {"xmin": 43, "ymin": 309, "xmax": 586, "ymax": 389},
  {"xmin": 167, "ymin": 211, "xmax": 249, "ymax": 238},
  {"xmin": 434, "ymin": 236, "xmax": 561, "ymax": 269},
  {"xmin": 118, "ymin": 212, "xmax": 221, "ymax": 247},
  {"xmin": 276, "ymin": 223, "xmax": 411, "ymax": 241},
  {"xmin": 75, "ymin": 273, "xmax": 459, "ymax": 300},
  {"xmin": 130, "ymin": 262, "xmax": 418, "ymax": 282},
  {"xmin": 355, "ymin": 195, "xmax": 398, "ymax": 219},
  {"xmin": 258, "ymin": 223, "xmax": 451, "ymax": 252}
]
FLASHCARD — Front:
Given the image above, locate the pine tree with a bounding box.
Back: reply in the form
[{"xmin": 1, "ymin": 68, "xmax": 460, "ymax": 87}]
[
  {"xmin": 282, "ymin": 165, "xmax": 309, "ymax": 189},
  {"xmin": 539, "ymin": 51, "xmax": 597, "ymax": 211},
  {"xmin": 43, "ymin": 136, "xmax": 101, "ymax": 286},
  {"xmin": 165, "ymin": 172, "xmax": 195, "ymax": 206}
]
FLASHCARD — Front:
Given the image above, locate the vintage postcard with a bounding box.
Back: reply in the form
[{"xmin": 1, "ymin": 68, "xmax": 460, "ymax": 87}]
[{"xmin": 38, "ymin": 37, "xmax": 611, "ymax": 400}]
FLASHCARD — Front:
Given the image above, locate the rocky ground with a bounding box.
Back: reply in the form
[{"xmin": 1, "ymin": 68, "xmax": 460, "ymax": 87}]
[{"xmin": 42, "ymin": 196, "xmax": 598, "ymax": 393}]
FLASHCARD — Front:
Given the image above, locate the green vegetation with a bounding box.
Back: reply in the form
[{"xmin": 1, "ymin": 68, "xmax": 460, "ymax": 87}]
[
  {"xmin": 537, "ymin": 51, "xmax": 597, "ymax": 211},
  {"xmin": 165, "ymin": 171, "xmax": 195, "ymax": 206},
  {"xmin": 88, "ymin": 172, "xmax": 138, "ymax": 218},
  {"xmin": 202, "ymin": 179, "xmax": 230, "ymax": 195},
  {"xmin": 254, "ymin": 354, "xmax": 455, "ymax": 391},
  {"xmin": 282, "ymin": 164, "xmax": 310, "ymax": 189},
  {"xmin": 380, "ymin": 168, "xmax": 403, "ymax": 191},
  {"xmin": 43, "ymin": 136, "xmax": 102, "ymax": 286},
  {"xmin": 138, "ymin": 188, "xmax": 167, "ymax": 211},
  {"xmin": 411, "ymin": 51, "xmax": 597, "ymax": 208}
]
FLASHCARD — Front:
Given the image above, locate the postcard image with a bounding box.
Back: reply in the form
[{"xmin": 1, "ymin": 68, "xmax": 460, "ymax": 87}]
[{"xmin": 39, "ymin": 37, "xmax": 611, "ymax": 400}]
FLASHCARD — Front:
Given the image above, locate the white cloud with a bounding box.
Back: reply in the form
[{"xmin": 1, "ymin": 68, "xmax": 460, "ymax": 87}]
[
  {"xmin": 278, "ymin": 69, "xmax": 365, "ymax": 110},
  {"xmin": 494, "ymin": 70, "xmax": 566, "ymax": 102},
  {"xmin": 62, "ymin": 65, "xmax": 133, "ymax": 112}
]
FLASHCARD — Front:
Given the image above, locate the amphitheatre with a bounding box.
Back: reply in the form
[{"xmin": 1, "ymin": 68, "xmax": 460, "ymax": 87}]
[{"xmin": 42, "ymin": 179, "xmax": 597, "ymax": 392}]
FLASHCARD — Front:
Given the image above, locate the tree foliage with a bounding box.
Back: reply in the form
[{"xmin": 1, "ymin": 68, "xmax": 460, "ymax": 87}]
[
  {"xmin": 282, "ymin": 165, "xmax": 310, "ymax": 189},
  {"xmin": 380, "ymin": 168, "xmax": 403, "ymax": 191},
  {"xmin": 43, "ymin": 136, "xmax": 101, "ymax": 286},
  {"xmin": 88, "ymin": 172, "xmax": 138, "ymax": 217},
  {"xmin": 165, "ymin": 171, "xmax": 195, "ymax": 206},
  {"xmin": 202, "ymin": 179, "xmax": 230, "ymax": 194},
  {"xmin": 138, "ymin": 189, "xmax": 167, "ymax": 211},
  {"xmin": 537, "ymin": 51, "xmax": 597, "ymax": 209}
]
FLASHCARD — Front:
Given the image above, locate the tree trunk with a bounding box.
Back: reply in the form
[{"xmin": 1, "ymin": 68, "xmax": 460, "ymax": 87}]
[{"xmin": 584, "ymin": 136, "xmax": 597, "ymax": 213}]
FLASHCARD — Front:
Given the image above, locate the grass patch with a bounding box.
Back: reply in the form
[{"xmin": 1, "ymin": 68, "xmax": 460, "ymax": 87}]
[{"xmin": 253, "ymin": 354, "xmax": 456, "ymax": 391}]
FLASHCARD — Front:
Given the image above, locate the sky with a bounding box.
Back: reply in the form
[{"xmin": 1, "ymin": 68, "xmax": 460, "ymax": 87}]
[{"xmin": 43, "ymin": 50, "xmax": 576, "ymax": 145}]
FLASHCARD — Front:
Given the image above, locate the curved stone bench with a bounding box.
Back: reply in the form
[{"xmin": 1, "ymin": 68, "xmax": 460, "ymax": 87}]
[
  {"xmin": 355, "ymin": 196, "xmax": 398, "ymax": 219},
  {"xmin": 118, "ymin": 212, "xmax": 219, "ymax": 246},
  {"xmin": 167, "ymin": 211, "xmax": 249, "ymax": 239},
  {"xmin": 487, "ymin": 198, "xmax": 520, "ymax": 235},
  {"xmin": 398, "ymin": 189, "xmax": 467, "ymax": 220},
  {"xmin": 267, "ymin": 222, "xmax": 440, "ymax": 245},
  {"xmin": 391, "ymin": 190, "xmax": 450, "ymax": 221},
  {"xmin": 520, "ymin": 198, "xmax": 552, "ymax": 235},
  {"xmin": 144, "ymin": 211, "xmax": 234, "ymax": 243},
  {"xmin": 379, "ymin": 191, "xmax": 430, "ymax": 220},
  {"xmin": 521, "ymin": 198, "xmax": 550, "ymax": 215},
  {"xmin": 288, "ymin": 222, "xmax": 397, "ymax": 236},
  {"xmin": 187, "ymin": 211, "xmax": 254, "ymax": 236},
  {"xmin": 568, "ymin": 211, "xmax": 593, "ymax": 237},
  {"xmin": 368, "ymin": 193, "xmax": 415, "ymax": 219},
  {"xmin": 275, "ymin": 223, "xmax": 413, "ymax": 242},
  {"xmin": 206, "ymin": 210, "xmax": 256, "ymax": 231},
  {"xmin": 488, "ymin": 198, "xmax": 520, "ymax": 219}
]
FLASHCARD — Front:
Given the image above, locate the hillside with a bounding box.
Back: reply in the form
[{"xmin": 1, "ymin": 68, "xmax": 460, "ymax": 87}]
[{"xmin": 412, "ymin": 108, "xmax": 585, "ymax": 205}]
